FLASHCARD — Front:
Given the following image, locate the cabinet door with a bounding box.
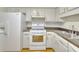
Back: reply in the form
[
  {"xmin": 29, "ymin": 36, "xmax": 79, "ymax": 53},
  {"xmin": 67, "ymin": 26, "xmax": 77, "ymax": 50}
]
[
  {"xmin": 47, "ymin": 32, "xmax": 53, "ymax": 48},
  {"xmin": 23, "ymin": 32, "xmax": 29, "ymax": 48},
  {"xmin": 68, "ymin": 46, "xmax": 75, "ymax": 52},
  {"xmin": 0, "ymin": 34, "xmax": 5, "ymax": 51},
  {"xmin": 46, "ymin": 32, "xmax": 64, "ymax": 51},
  {"xmin": 54, "ymin": 33, "xmax": 68, "ymax": 52},
  {"xmin": 68, "ymin": 43, "xmax": 77, "ymax": 52}
]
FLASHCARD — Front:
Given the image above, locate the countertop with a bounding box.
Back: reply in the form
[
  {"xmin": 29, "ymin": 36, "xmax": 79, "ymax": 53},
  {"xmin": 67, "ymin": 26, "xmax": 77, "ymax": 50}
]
[
  {"xmin": 23, "ymin": 27, "xmax": 79, "ymax": 35},
  {"xmin": 54, "ymin": 31, "xmax": 79, "ymax": 48},
  {"xmin": 23, "ymin": 27, "xmax": 79, "ymax": 48}
]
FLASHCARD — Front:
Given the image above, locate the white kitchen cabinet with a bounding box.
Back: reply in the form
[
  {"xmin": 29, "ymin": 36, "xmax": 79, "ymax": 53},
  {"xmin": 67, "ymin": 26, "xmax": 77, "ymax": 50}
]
[
  {"xmin": 0, "ymin": 33, "xmax": 5, "ymax": 51},
  {"xmin": 51, "ymin": 33, "xmax": 66, "ymax": 52},
  {"xmin": 23, "ymin": 32, "xmax": 29, "ymax": 48},
  {"xmin": 68, "ymin": 44, "xmax": 76, "ymax": 52},
  {"xmin": 67, "ymin": 7, "xmax": 77, "ymax": 11},
  {"xmin": 58, "ymin": 7, "xmax": 77, "ymax": 15},
  {"xmin": 47, "ymin": 32, "xmax": 54, "ymax": 48},
  {"xmin": 59, "ymin": 7, "xmax": 79, "ymax": 18},
  {"xmin": 68, "ymin": 42, "xmax": 79, "ymax": 52},
  {"xmin": 54, "ymin": 33, "xmax": 68, "ymax": 52},
  {"xmin": 54, "ymin": 32, "xmax": 79, "ymax": 52},
  {"xmin": 47, "ymin": 32, "xmax": 68, "ymax": 52}
]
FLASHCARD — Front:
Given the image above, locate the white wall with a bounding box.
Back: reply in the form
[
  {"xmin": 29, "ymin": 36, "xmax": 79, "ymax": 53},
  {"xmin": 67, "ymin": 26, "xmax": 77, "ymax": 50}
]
[
  {"xmin": 0, "ymin": 8, "xmax": 6, "ymax": 12},
  {"xmin": 3, "ymin": 7, "xmax": 65, "ymax": 27},
  {"xmin": 5, "ymin": 7, "xmax": 65, "ymax": 27},
  {"xmin": 4, "ymin": 7, "xmax": 56, "ymax": 21}
]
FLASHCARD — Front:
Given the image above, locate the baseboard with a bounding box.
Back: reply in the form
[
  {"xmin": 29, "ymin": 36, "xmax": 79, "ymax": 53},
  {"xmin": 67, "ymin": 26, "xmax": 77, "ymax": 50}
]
[{"xmin": 21, "ymin": 48, "xmax": 55, "ymax": 52}]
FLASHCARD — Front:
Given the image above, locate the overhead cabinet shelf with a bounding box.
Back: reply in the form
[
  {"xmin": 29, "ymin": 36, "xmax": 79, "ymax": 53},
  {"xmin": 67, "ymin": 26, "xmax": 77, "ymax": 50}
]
[
  {"xmin": 26, "ymin": 21, "xmax": 64, "ymax": 28},
  {"xmin": 59, "ymin": 8, "xmax": 79, "ymax": 18},
  {"xmin": 26, "ymin": 20, "xmax": 64, "ymax": 23},
  {"xmin": 31, "ymin": 16, "xmax": 45, "ymax": 19},
  {"xmin": 45, "ymin": 20, "xmax": 64, "ymax": 23}
]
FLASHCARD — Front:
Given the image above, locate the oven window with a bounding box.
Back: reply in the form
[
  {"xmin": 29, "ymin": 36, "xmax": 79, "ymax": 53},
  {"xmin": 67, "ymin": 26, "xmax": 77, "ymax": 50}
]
[{"xmin": 32, "ymin": 35, "xmax": 43, "ymax": 42}]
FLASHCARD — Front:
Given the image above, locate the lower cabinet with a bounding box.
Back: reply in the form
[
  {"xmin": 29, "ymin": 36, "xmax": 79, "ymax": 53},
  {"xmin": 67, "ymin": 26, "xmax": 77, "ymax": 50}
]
[
  {"xmin": 23, "ymin": 32, "xmax": 78, "ymax": 52},
  {"xmin": 54, "ymin": 33, "xmax": 68, "ymax": 52},
  {"xmin": 68, "ymin": 43, "xmax": 79, "ymax": 52},
  {"xmin": 0, "ymin": 33, "xmax": 5, "ymax": 51},
  {"xmin": 68, "ymin": 45, "xmax": 76, "ymax": 52},
  {"xmin": 47, "ymin": 32, "xmax": 68, "ymax": 52},
  {"xmin": 46, "ymin": 32, "xmax": 54, "ymax": 48},
  {"xmin": 23, "ymin": 32, "xmax": 29, "ymax": 48},
  {"xmin": 54, "ymin": 33, "xmax": 78, "ymax": 52}
]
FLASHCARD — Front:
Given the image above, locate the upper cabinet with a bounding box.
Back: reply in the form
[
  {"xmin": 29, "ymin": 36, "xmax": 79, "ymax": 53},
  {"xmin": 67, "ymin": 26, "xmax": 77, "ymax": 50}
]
[
  {"xmin": 58, "ymin": 7, "xmax": 77, "ymax": 16},
  {"xmin": 67, "ymin": 7, "xmax": 76, "ymax": 11},
  {"xmin": 58, "ymin": 7, "xmax": 79, "ymax": 21}
]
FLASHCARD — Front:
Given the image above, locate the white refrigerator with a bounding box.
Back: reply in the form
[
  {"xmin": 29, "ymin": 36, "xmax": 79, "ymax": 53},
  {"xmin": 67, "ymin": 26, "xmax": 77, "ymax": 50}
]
[{"xmin": 0, "ymin": 12, "xmax": 26, "ymax": 51}]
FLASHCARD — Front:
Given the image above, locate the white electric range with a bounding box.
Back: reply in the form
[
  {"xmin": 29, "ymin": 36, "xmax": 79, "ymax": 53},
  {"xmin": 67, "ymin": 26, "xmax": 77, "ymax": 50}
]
[{"xmin": 29, "ymin": 29, "xmax": 46, "ymax": 50}]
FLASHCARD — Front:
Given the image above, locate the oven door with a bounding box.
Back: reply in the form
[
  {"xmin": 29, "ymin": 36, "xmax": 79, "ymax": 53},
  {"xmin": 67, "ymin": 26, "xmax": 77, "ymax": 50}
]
[
  {"xmin": 32, "ymin": 35, "xmax": 43, "ymax": 42},
  {"xmin": 30, "ymin": 30, "xmax": 46, "ymax": 45}
]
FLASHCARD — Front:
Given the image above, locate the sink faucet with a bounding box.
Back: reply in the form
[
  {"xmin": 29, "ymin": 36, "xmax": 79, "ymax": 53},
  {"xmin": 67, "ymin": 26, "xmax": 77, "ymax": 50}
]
[{"xmin": 70, "ymin": 25, "xmax": 75, "ymax": 39}]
